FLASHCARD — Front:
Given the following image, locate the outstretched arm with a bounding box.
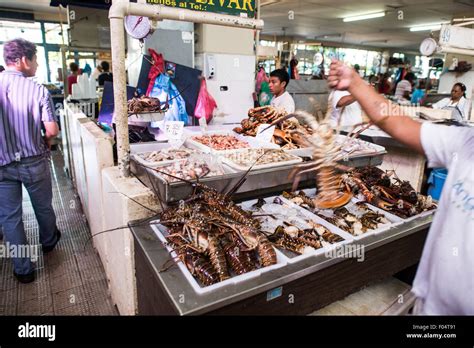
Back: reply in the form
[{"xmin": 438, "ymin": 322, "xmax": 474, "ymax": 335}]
[{"xmin": 328, "ymin": 60, "xmax": 424, "ymax": 155}]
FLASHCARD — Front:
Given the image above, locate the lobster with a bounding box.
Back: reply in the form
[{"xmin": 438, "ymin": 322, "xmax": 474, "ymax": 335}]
[
  {"xmin": 223, "ymin": 239, "xmax": 255, "ymax": 275},
  {"xmin": 287, "ymin": 110, "xmax": 355, "ymax": 209},
  {"xmin": 166, "ymin": 235, "xmax": 220, "ymax": 286}
]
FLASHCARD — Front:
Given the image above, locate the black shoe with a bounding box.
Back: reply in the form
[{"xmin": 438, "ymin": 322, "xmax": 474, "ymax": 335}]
[
  {"xmin": 43, "ymin": 228, "xmax": 61, "ymax": 254},
  {"xmin": 14, "ymin": 270, "xmax": 35, "ymax": 284}
]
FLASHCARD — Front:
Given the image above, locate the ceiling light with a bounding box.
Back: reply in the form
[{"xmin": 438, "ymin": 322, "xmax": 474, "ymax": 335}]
[
  {"xmin": 343, "ymin": 12, "xmax": 385, "ymax": 22},
  {"xmin": 409, "ymin": 23, "xmax": 448, "ymax": 32}
]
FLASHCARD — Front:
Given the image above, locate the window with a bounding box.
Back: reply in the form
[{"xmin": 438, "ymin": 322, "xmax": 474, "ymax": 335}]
[
  {"xmin": 44, "ymin": 23, "xmax": 68, "ymax": 45},
  {"xmin": 0, "ymin": 20, "xmax": 42, "ymax": 43},
  {"xmin": 48, "ymin": 51, "xmax": 62, "ymax": 83}
]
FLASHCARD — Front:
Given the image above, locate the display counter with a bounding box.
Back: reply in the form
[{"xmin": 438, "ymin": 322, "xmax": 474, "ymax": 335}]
[{"xmin": 131, "ymin": 211, "xmax": 432, "ymax": 315}]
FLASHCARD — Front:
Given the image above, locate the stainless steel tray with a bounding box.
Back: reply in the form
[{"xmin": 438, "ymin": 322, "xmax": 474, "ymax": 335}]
[{"xmin": 130, "ymin": 152, "xmax": 385, "ymax": 203}]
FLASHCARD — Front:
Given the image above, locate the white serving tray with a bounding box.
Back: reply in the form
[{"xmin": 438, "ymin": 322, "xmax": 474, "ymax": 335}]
[
  {"xmin": 131, "ymin": 151, "xmax": 192, "ymax": 168},
  {"xmin": 279, "ymin": 193, "xmax": 399, "ymax": 241},
  {"xmin": 150, "ymin": 222, "xmax": 287, "ymax": 295},
  {"xmin": 184, "ymin": 131, "xmax": 253, "ymax": 155},
  {"xmin": 240, "ymin": 196, "xmax": 352, "ymax": 264},
  {"xmin": 221, "ymin": 151, "xmax": 303, "ymax": 172}
]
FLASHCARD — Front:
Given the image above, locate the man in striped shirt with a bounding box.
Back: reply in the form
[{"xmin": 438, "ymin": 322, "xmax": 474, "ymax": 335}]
[{"xmin": 0, "ymin": 38, "xmax": 61, "ymax": 283}]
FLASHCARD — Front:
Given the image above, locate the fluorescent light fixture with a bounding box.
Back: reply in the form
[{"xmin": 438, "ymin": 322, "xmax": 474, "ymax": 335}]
[
  {"xmin": 343, "ymin": 12, "xmax": 385, "ymax": 22},
  {"xmin": 409, "ymin": 22, "xmax": 448, "ymax": 32}
]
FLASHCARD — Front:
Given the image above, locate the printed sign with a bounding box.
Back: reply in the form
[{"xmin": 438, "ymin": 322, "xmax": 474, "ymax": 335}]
[
  {"xmin": 164, "ymin": 121, "xmax": 184, "ymax": 141},
  {"xmin": 51, "ymin": 0, "xmax": 256, "ymax": 18}
]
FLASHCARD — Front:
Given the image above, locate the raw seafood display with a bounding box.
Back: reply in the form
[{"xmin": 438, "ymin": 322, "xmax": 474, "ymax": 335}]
[
  {"xmin": 341, "ymin": 166, "xmax": 437, "ymax": 218},
  {"xmin": 157, "ymin": 184, "xmax": 278, "ymax": 286},
  {"xmin": 233, "ymin": 106, "xmax": 313, "ymax": 149},
  {"xmin": 335, "ymin": 135, "xmax": 384, "ymax": 157},
  {"xmin": 127, "ymin": 95, "xmax": 165, "ymax": 114},
  {"xmin": 223, "ymin": 149, "xmax": 302, "ymax": 167},
  {"xmin": 282, "ymin": 191, "xmax": 392, "ymax": 236},
  {"xmin": 191, "ymin": 134, "xmax": 250, "ymax": 151},
  {"xmin": 137, "ymin": 148, "xmax": 197, "ymax": 164},
  {"xmin": 153, "ymin": 159, "xmax": 224, "ymax": 183},
  {"xmin": 244, "ymin": 197, "xmax": 345, "ymax": 255}
]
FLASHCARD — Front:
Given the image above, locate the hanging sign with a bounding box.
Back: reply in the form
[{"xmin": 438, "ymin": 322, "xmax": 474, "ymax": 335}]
[{"xmin": 51, "ymin": 0, "xmax": 256, "ymax": 18}]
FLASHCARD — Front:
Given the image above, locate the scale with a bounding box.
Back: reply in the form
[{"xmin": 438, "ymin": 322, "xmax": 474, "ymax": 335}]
[{"xmin": 124, "ymin": 15, "xmax": 155, "ymax": 40}]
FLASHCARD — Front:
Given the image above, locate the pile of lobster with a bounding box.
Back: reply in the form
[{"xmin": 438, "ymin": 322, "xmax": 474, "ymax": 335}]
[
  {"xmin": 341, "ymin": 166, "xmax": 437, "ymax": 218},
  {"xmin": 233, "ymin": 106, "xmax": 313, "ymax": 149},
  {"xmin": 158, "ymin": 184, "xmax": 277, "ymax": 286}
]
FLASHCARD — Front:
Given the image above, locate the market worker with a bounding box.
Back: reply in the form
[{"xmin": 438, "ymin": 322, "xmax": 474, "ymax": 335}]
[
  {"xmin": 0, "ymin": 38, "xmax": 61, "ymax": 283},
  {"xmin": 432, "ymin": 82, "xmax": 471, "ymax": 121},
  {"xmin": 67, "ymin": 62, "xmax": 80, "ymax": 94},
  {"xmin": 394, "ymin": 72, "xmax": 416, "ymax": 101},
  {"xmin": 328, "ymin": 60, "xmax": 474, "ymax": 315},
  {"xmin": 328, "ymin": 90, "xmax": 363, "ymax": 127},
  {"xmin": 98, "ymin": 61, "xmax": 113, "ymax": 86},
  {"xmin": 269, "ymin": 68, "xmax": 295, "ymax": 113}
]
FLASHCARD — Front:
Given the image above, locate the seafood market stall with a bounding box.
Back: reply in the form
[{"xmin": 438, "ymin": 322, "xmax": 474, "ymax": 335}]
[
  {"xmin": 130, "ymin": 187, "xmax": 435, "ymax": 315},
  {"xmin": 125, "ymin": 122, "xmax": 436, "ymax": 314}
]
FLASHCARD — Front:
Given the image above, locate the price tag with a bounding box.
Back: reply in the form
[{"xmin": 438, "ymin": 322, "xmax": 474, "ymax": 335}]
[
  {"xmin": 199, "ymin": 117, "xmax": 208, "ymax": 135},
  {"xmin": 256, "ymin": 124, "xmax": 275, "ymax": 144},
  {"xmin": 164, "ymin": 121, "xmax": 184, "ymax": 142}
]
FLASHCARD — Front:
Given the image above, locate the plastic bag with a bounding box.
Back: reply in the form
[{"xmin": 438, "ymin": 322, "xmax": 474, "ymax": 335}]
[
  {"xmin": 146, "ymin": 49, "xmax": 165, "ymax": 96},
  {"xmin": 256, "ymin": 67, "xmax": 269, "ymax": 93},
  {"xmin": 148, "ymin": 74, "xmax": 188, "ymax": 125},
  {"xmin": 194, "ymin": 78, "xmax": 217, "ymax": 123}
]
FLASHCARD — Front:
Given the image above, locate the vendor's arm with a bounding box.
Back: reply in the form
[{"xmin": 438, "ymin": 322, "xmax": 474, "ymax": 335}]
[
  {"xmin": 336, "ymin": 95, "xmax": 357, "ymax": 108},
  {"xmin": 328, "ymin": 60, "xmax": 423, "ymax": 154}
]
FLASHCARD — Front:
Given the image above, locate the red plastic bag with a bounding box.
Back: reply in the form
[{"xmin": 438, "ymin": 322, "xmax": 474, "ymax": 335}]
[
  {"xmin": 146, "ymin": 48, "xmax": 165, "ymax": 96},
  {"xmin": 194, "ymin": 78, "xmax": 217, "ymax": 123},
  {"xmin": 256, "ymin": 67, "xmax": 269, "ymax": 93}
]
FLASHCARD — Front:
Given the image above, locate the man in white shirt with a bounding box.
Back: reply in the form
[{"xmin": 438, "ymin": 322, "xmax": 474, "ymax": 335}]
[
  {"xmin": 269, "ymin": 69, "xmax": 295, "ymax": 113},
  {"xmin": 329, "ymin": 90, "xmax": 363, "ymax": 127},
  {"xmin": 394, "ymin": 72, "xmax": 415, "ymax": 101},
  {"xmin": 328, "ymin": 60, "xmax": 474, "ymax": 315}
]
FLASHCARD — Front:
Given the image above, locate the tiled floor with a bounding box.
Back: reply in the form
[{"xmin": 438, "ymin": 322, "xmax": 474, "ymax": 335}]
[
  {"xmin": 0, "ymin": 151, "xmax": 118, "ymax": 316},
  {"xmin": 310, "ymin": 277, "xmax": 413, "ymax": 315}
]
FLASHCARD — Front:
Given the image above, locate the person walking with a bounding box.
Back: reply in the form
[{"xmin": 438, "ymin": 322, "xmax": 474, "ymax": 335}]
[{"xmin": 0, "ymin": 38, "xmax": 61, "ymax": 283}]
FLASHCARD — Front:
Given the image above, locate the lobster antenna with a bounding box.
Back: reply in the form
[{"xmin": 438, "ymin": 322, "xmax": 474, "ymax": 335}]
[
  {"xmin": 82, "ymin": 219, "xmax": 162, "ymax": 250},
  {"xmin": 225, "ymin": 149, "xmax": 270, "ymax": 197},
  {"xmin": 107, "ymin": 191, "xmax": 160, "ymax": 215}
]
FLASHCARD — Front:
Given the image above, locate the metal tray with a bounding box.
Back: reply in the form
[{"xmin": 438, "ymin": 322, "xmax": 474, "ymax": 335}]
[{"xmin": 130, "ymin": 151, "xmax": 386, "ymax": 203}]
